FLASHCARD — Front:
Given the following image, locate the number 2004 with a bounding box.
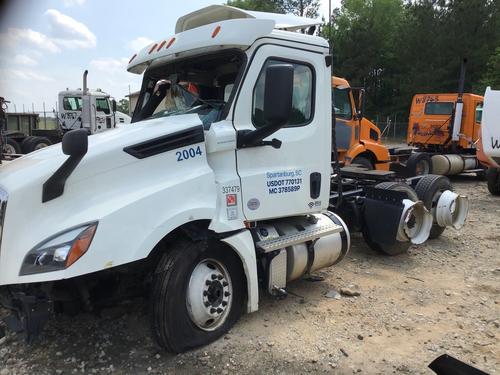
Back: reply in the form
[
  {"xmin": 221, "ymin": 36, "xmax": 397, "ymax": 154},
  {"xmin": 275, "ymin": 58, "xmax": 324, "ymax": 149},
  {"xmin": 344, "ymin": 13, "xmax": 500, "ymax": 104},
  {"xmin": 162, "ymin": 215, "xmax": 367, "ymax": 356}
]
[{"xmin": 176, "ymin": 146, "xmax": 202, "ymax": 161}]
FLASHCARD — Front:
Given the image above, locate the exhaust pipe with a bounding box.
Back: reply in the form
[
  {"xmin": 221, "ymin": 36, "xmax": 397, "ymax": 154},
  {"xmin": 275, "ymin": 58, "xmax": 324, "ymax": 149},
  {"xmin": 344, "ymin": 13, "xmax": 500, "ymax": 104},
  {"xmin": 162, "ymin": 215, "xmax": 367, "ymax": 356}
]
[
  {"xmin": 435, "ymin": 190, "xmax": 469, "ymax": 229},
  {"xmin": 397, "ymin": 199, "xmax": 433, "ymax": 244},
  {"xmin": 83, "ymin": 70, "xmax": 88, "ymax": 94}
]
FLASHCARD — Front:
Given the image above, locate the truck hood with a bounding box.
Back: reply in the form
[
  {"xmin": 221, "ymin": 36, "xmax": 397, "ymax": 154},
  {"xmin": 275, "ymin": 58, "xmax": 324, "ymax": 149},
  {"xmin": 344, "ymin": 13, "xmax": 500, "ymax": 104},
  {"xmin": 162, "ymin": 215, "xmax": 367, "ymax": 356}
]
[{"xmin": 0, "ymin": 114, "xmax": 203, "ymax": 193}]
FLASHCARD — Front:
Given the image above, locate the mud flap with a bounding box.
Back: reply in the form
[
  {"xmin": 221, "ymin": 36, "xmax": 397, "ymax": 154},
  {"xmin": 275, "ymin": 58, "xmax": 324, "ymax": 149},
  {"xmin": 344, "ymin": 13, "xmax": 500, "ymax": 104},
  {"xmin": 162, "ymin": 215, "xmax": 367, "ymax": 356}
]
[
  {"xmin": 3, "ymin": 292, "xmax": 52, "ymax": 343},
  {"xmin": 362, "ymin": 187, "xmax": 406, "ymax": 246}
]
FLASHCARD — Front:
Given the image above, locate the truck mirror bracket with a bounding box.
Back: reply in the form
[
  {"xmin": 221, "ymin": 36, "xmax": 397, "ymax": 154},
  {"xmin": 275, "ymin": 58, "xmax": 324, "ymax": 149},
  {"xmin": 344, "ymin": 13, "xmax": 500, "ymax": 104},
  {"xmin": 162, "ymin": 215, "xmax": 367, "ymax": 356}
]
[
  {"xmin": 42, "ymin": 129, "xmax": 88, "ymax": 203},
  {"xmin": 42, "ymin": 154, "xmax": 85, "ymax": 202}
]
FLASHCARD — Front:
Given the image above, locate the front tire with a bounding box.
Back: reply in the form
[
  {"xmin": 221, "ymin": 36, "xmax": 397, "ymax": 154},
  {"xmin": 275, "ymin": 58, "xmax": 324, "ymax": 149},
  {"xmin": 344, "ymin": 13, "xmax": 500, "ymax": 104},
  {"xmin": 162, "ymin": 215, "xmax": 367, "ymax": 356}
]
[
  {"xmin": 486, "ymin": 167, "xmax": 500, "ymax": 195},
  {"xmin": 407, "ymin": 152, "xmax": 432, "ymax": 176},
  {"xmin": 3, "ymin": 138, "xmax": 21, "ymax": 154},
  {"xmin": 150, "ymin": 240, "xmax": 245, "ymax": 353},
  {"xmin": 352, "ymin": 155, "xmax": 374, "ymax": 170}
]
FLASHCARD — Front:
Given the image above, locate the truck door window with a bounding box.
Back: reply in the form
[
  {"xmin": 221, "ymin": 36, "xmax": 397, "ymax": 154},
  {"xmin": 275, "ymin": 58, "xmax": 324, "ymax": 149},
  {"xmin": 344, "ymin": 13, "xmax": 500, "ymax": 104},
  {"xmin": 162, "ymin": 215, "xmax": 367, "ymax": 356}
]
[
  {"xmin": 63, "ymin": 97, "xmax": 82, "ymax": 111},
  {"xmin": 252, "ymin": 59, "xmax": 314, "ymax": 128},
  {"xmin": 96, "ymin": 98, "xmax": 111, "ymax": 114},
  {"xmin": 424, "ymin": 102, "xmax": 454, "ymax": 115},
  {"xmin": 475, "ymin": 103, "xmax": 483, "ymax": 123},
  {"xmin": 333, "ymin": 88, "xmax": 352, "ymax": 119}
]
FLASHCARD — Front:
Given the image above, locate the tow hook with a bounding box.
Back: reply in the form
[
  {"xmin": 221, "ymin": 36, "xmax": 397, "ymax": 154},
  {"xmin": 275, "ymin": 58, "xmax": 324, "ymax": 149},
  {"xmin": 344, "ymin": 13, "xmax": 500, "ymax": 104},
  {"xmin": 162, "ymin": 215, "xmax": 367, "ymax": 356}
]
[{"xmin": 3, "ymin": 292, "xmax": 52, "ymax": 344}]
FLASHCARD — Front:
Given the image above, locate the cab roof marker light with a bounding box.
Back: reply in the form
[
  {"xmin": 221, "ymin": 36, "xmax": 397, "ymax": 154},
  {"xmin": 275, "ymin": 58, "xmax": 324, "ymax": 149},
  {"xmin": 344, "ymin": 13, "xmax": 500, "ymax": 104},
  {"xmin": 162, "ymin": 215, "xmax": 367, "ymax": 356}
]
[
  {"xmin": 166, "ymin": 37, "xmax": 176, "ymax": 49},
  {"xmin": 211, "ymin": 25, "xmax": 221, "ymax": 38},
  {"xmin": 156, "ymin": 40, "xmax": 166, "ymax": 51},
  {"xmin": 148, "ymin": 43, "xmax": 158, "ymax": 54},
  {"xmin": 128, "ymin": 53, "xmax": 137, "ymax": 64}
]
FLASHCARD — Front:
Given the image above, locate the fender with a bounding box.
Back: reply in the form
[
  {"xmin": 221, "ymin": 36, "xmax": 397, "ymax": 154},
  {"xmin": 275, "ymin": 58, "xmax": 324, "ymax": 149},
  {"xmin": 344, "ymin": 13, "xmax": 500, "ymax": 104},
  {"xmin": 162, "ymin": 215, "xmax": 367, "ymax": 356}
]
[{"xmin": 221, "ymin": 229, "xmax": 259, "ymax": 313}]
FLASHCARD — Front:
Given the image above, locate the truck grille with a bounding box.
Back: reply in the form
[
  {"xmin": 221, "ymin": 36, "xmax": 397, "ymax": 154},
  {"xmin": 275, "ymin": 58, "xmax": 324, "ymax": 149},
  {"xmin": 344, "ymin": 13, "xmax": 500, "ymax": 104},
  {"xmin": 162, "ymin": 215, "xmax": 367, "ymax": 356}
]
[{"xmin": 0, "ymin": 188, "xmax": 7, "ymax": 255}]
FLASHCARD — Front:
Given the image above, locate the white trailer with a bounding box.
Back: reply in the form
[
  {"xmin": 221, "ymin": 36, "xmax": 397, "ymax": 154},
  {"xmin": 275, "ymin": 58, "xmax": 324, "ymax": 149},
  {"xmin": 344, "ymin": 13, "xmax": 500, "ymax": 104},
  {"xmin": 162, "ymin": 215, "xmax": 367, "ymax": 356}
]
[{"xmin": 0, "ymin": 5, "xmax": 468, "ymax": 351}]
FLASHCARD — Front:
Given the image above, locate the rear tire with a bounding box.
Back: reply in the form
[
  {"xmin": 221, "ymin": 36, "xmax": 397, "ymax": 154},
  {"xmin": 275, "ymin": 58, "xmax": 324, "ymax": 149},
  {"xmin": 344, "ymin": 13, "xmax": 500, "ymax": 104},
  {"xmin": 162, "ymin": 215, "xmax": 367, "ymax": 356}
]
[
  {"xmin": 486, "ymin": 167, "xmax": 500, "ymax": 196},
  {"xmin": 407, "ymin": 152, "xmax": 432, "ymax": 176},
  {"xmin": 351, "ymin": 156, "xmax": 374, "ymax": 170},
  {"xmin": 21, "ymin": 136, "xmax": 52, "ymax": 153},
  {"xmin": 3, "ymin": 138, "xmax": 21, "ymax": 154},
  {"xmin": 150, "ymin": 240, "xmax": 245, "ymax": 353},
  {"xmin": 362, "ymin": 182, "xmax": 418, "ymax": 255},
  {"xmin": 414, "ymin": 175, "xmax": 452, "ymax": 239}
]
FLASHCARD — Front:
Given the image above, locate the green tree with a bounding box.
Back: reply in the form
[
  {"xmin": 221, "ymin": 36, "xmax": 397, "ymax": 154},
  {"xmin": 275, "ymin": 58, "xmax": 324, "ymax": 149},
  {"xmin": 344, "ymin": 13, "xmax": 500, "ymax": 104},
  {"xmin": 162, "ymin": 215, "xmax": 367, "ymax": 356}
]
[
  {"xmin": 284, "ymin": 0, "xmax": 321, "ymax": 18},
  {"xmin": 116, "ymin": 98, "xmax": 129, "ymax": 114},
  {"xmin": 480, "ymin": 47, "xmax": 500, "ymax": 89},
  {"xmin": 226, "ymin": 0, "xmax": 320, "ymax": 17},
  {"xmin": 226, "ymin": 0, "xmax": 285, "ymax": 13},
  {"xmin": 326, "ymin": 0, "xmax": 404, "ymax": 116}
]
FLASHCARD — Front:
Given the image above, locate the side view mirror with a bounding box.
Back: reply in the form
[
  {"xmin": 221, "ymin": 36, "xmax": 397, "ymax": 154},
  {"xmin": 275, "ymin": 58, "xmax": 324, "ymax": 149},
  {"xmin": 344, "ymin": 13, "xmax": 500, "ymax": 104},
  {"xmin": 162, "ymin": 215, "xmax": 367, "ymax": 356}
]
[
  {"xmin": 263, "ymin": 64, "xmax": 294, "ymax": 126},
  {"xmin": 62, "ymin": 129, "xmax": 88, "ymax": 156},
  {"xmin": 238, "ymin": 64, "xmax": 294, "ymax": 148},
  {"xmin": 112, "ymin": 99, "xmax": 117, "ymax": 113},
  {"xmin": 352, "ymin": 88, "xmax": 366, "ymax": 120}
]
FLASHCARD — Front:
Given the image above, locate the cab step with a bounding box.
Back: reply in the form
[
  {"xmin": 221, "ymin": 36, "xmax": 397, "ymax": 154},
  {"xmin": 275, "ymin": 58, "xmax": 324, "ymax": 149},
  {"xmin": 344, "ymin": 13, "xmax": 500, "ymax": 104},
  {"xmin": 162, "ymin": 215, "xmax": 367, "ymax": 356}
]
[{"xmin": 256, "ymin": 221, "xmax": 343, "ymax": 253}]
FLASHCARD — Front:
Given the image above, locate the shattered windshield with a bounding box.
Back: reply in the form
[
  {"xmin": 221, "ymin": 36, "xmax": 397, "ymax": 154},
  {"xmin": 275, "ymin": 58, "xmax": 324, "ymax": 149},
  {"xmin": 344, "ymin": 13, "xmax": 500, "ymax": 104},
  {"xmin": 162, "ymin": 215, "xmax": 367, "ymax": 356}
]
[{"xmin": 132, "ymin": 50, "xmax": 244, "ymax": 129}]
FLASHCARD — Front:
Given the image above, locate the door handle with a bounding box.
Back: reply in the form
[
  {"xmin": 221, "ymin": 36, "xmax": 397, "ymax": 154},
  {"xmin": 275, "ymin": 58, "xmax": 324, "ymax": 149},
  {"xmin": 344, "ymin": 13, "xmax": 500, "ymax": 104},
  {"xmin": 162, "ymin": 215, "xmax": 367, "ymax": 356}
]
[{"xmin": 310, "ymin": 172, "xmax": 321, "ymax": 199}]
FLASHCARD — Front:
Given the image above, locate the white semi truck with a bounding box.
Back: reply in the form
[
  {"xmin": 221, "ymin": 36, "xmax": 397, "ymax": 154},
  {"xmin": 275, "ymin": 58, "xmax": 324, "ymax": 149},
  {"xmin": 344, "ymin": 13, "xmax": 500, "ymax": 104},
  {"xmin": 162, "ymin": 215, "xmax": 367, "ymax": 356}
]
[
  {"xmin": 479, "ymin": 87, "xmax": 500, "ymax": 195},
  {"xmin": 0, "ymin": 6, "xmax": 469, "ymax": 352},
  {"xmin": 1, "ymin": 71, "xmax": 130, "ymax": 157}
]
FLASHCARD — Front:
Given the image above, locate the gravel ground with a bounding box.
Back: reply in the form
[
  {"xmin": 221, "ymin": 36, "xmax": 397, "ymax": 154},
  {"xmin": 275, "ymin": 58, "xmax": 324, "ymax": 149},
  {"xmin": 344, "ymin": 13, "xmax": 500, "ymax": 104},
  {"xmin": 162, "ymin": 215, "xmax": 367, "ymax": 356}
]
[{"xmin": 1, "ymin": 177, "xmax": 499, "ymax": 375}]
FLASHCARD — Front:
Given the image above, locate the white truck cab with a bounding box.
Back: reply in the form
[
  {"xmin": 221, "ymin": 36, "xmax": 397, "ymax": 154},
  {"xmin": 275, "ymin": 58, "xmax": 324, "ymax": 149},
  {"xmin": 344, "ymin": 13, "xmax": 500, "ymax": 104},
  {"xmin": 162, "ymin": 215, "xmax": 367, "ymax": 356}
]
[
  {"xmin": 0, "ymin": 5, "xmax": 468, "ymax": 352},
  {"xmin": 480, "ymin": 87, "xmax": 500, "ymax": 195},
  {"xmin": 59, "ymin": 81, "xmax": 131, "ymax": 134}
]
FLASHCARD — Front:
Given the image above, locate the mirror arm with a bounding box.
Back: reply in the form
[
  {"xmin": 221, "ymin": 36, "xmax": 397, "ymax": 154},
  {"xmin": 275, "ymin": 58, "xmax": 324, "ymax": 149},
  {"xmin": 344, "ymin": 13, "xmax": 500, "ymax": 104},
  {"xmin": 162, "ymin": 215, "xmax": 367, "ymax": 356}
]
[{"xmin": 237, "ymin": 124, "xmax": 282, "ymax": 149}]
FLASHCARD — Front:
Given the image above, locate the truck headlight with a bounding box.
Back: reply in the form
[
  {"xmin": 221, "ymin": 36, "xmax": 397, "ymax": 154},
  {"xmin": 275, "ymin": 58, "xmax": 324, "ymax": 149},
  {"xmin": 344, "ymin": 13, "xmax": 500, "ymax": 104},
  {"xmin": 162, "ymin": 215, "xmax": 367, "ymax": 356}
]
[{"xmin": 20, "ymin": 222, "xmax": 97, "ymax": 276}]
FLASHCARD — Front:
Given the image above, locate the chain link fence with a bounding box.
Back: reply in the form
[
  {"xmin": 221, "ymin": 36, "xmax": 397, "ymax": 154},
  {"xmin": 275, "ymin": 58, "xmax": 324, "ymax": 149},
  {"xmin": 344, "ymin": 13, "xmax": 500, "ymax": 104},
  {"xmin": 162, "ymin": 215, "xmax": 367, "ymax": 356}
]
[{"xmin": 371, "ymin": 114, "xmax": 408, "ymax": 146}]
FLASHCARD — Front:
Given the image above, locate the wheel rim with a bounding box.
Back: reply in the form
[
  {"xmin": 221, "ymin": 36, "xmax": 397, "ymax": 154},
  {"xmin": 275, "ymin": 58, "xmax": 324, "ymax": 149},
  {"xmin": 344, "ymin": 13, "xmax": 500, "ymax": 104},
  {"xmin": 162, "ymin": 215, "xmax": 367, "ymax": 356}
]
[
  {"xmin": 187, "ymin": 258, "xmax": 233, "ymax": 331},
  {"xmin": 415, "ymin": 160, "xmax": 430, "ymax": 175},
  {"xmin": 3, "ymin": 144, "xmax": 16, "ymax": 154},
  {"xmin": 34, "ymin": 142, "xmax": 49, "ymax": 150}
]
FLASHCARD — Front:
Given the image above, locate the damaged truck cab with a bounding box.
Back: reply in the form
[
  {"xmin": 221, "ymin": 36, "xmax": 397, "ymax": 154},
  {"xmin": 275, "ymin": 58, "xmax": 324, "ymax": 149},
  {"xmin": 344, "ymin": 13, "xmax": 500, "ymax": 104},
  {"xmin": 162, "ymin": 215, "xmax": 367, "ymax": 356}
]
[{"xmin": 0, "ymin": 5, "xmax": 469, "ymax": 352}]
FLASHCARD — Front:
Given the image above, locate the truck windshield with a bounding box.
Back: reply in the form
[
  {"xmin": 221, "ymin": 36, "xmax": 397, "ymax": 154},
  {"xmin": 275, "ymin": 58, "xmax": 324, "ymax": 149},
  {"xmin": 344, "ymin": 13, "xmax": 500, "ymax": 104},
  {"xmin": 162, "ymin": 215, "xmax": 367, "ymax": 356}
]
[
  {"xmin": 333, "ymin": 88, "xmax": 352, "ymax": 119},
  {"xmin": 132, "ymin": 50, "xmax": 245, "ymax": 129},
  {"xmin": 63, "ymin": 97, "xmax": 82, "ymax": 111}
]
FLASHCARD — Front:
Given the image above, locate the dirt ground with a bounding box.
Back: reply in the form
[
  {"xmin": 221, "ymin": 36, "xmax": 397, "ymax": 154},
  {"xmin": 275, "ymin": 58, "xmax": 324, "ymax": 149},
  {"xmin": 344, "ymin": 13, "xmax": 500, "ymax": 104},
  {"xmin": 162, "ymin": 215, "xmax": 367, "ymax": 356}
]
[{"xmin": 1, "ymin": 177, "xmax": 499, "ymax": 375}]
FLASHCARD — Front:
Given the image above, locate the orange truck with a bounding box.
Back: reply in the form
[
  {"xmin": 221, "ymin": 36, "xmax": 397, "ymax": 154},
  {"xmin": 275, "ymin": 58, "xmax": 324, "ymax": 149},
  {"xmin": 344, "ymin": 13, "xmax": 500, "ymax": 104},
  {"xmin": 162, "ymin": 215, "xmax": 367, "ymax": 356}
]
[
  {"xmin": 334, "ymin": 61, "xmax": 486, "ymax": 177},
  {"xmin": 332, "ymin": 76, "xmax": 391, "ymax": 170}
]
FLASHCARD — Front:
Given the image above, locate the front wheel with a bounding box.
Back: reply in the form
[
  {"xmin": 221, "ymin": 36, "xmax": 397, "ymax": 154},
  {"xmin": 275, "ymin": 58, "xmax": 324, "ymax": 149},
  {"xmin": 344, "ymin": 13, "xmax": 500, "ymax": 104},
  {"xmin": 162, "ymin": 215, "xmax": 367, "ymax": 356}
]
[
  {"xmin": 150, "ymin": 240, "xmax": 245, "ymax": 353},
  {"xmin": 407, "ymin": 152, "xmax": 432, "ymax": 176},
  {"xmin": 486, "ymin": 167, "xmax": 500, "ymax": 195},
  {"xmin": 3, "ymin": 138, "xmax": 21, "ymax": 154}
]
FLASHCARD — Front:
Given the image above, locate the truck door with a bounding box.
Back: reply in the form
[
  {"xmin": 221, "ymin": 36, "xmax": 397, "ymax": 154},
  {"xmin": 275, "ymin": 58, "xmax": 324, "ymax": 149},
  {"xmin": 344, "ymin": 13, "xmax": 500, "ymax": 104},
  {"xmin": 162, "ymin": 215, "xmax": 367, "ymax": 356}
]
[
  {"xmin": 233, "ymin": 45, "xmax": 331, "ymax": 221},
  {"xmin": 94, "ymin": 97, "xmax": 112, "ymax": 133}
]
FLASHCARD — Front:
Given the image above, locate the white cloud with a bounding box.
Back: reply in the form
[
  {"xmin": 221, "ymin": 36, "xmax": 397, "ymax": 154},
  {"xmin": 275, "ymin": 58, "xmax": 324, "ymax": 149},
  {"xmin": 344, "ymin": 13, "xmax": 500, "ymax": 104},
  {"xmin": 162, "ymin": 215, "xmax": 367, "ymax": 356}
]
[
  {"xmin": 45, "ymin": 9, "xmax": 96, "ymax": 49},
  {"xmin": 0, "ymin": 68, "xmax": 53, "ymax": 82},
  {"xmin": 128, "ymin": 36, "xmax": 154, "ymax": 51},
  {"xmin": 13, "ymin": 54, "xmax": 38, "ymax": 66},
  {"xmin": 63, "ymin": 0, "xmax": 86, "ymax": 7},
  {"xmin": 90, "ymin": 57, "xmax": 128, "ymax": 72},
  {"xmin": 0, "ymin": 28, "xmax": 61, "ymax": 53}
]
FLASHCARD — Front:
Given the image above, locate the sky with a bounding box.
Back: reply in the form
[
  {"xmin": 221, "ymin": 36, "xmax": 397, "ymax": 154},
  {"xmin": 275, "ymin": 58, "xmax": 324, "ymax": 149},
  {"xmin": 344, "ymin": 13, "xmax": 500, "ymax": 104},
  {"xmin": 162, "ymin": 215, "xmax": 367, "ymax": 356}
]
[{"xmin": 0, "ymin": 0, "xmax": 341, "ymax": 113}]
